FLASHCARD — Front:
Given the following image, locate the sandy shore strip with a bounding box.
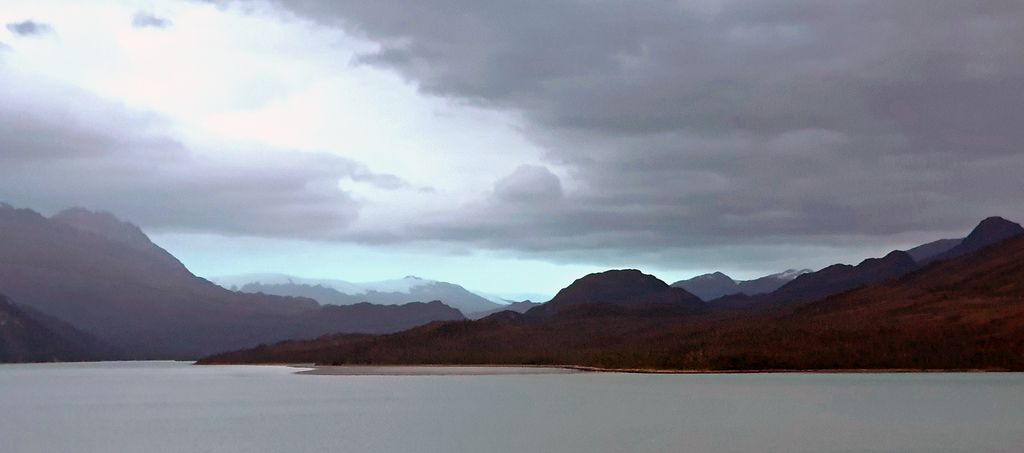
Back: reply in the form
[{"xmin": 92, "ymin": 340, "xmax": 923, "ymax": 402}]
[{"xmin": 296, "ymin": 365, "xmax": 586, "ymax": 376}]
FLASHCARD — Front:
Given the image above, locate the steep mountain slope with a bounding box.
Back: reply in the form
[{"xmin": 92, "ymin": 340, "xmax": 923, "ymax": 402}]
[
  {"xmin": 0, "ymin": 294, "xmax": 110, "ymax": 362},
  {"xmin": 716, "ymin": 232, "xmax": 1024, "ymax": 369},
  {"xmin": 711, "ymin": 218, "xmax": 1022, "ymax": 309},
  {"xmin": 923, "ymin": 217, "xmax": 1023, "ymax": 263},
  {"xmin": 672, "ymin": 269, "xmax": 810, "ymax": 301},
  {"xmin": 0, "ymin": 205, "xmax": 464, "ymax": 359},
  {"xmin": 202, "ymin": 230, "xmax": 1024, "ymax": 370},
  {"xmin": 221, "ymin": 275, "xmax": 502, "ymax": 314},
  {"xmin": 51, "ymin": 208, "xmax": 182, "ymax": 264},
  {"xmin": 761, "ymin": 250, "xmax": 918, "ymax": 305}
]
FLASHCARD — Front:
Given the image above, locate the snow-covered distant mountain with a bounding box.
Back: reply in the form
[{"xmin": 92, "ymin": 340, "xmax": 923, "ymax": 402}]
[
  {"xmin": 474, "ymin": 291, "xmax": 553, "ymax": 305},
  {"xmin": 210, "ymin": 274, "xmax": 502, "ymax": 314}
]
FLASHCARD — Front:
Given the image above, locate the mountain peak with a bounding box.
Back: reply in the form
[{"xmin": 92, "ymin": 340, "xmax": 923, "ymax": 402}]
[
  {"xmin": 535, "ymin": 269, "xmax": 702, "ymax": 316},
  {"xmin": 771, "ymin": 269, "xmax": 813, "ymax": 280},
  {"xmin": 696, "ymin": 271, "xmax": 734, "ymax": 281},
  {"xmin": 923, "ymin": 216, "xmax": 1023, "ymax": 264},
  {"xmin": 964, "ymin": 217, "xmax": 1023, "ymax": 246},
  {"xmin": 856, "ymin": 250, "xmax": 917, "ymax": 273},
  {"xmin": 51, "ymin": 208, "xmax": 154, "ymax": 252},
  {"xmin": 880, "ymin": 249, "xmax": 915, "ymax": 262}
]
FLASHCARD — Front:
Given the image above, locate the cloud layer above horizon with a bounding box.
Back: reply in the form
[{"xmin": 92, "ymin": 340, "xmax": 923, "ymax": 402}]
[{"xmin": 1, "ymin": 0, "xmax": 1023, "ymax": 289}]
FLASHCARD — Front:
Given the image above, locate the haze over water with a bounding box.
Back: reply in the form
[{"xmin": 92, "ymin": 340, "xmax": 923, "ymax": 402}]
[{"xmin": 1, "ymin": 362, "xmax": 1022, "ymax": 453}]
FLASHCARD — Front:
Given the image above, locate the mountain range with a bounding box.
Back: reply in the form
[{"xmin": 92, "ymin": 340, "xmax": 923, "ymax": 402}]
[
  {"xmin": 3, "ymin": 200, "xmax": 1022, "ymax": 370},
  {"xmin": 671, "ymin": 269, "xmax": 811, "ymax": 301},
  {"xmin": 201, "ymin": 216, "xmax": 1024, "ymax": 371},
  {"xmin": 212, "ymin": 274, "xmax": 502, "ymax": 315},
  {"xmin": 711, "ymin": 216, "xmax": 1023, "ymax": 308},
  {"xmin": 0, "ymin": 204, "xmax": 465, "ymax": 360}
]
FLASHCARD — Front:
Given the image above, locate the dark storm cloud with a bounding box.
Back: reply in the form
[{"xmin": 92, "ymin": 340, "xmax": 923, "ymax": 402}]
[
  {"xmin": 0, "ymin": 70, "xmax": 410, "ymax": 239},
  {"xmin": 5, "ymin": 20, "xmax": 54, "ymax": 37},
  {"xmin": 493, "ymin": 165, "xmax": 562, "ymax": 203},
  {"xmin": 132, "ymin": 11, "xmax": 173, "ymax": 29},
  {"xmin": 250, "ymin": 0, "xmax": 1024, "ymax": 269}
]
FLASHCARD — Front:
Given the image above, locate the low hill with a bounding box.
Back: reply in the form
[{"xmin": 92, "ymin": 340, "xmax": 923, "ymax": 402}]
[
  {"xmin": 466, "ymin": 300, "xmax": 542, "ymax": 320},
  {"xmin": 524, "ymin": 269, "xmax": 704, "ymax": 318}
]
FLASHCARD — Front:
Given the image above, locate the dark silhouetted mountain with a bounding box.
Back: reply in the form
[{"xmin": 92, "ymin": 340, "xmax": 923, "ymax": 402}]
[
  {"xmin": 712, "ymin": 217, "xmax": 1022, "ymax": 308},
  {"xmin": 524, "ymin": 269, "xmax": 704, "ymax": 318},
  {"xmin": 762, "ymin": 250, "xmax": 919, "ymax": 305},
  {"xmin": 0, "ymin": 204, "xmax": 465, "ymax": 359},
  {"xmin": 905, "ymin": 238, "xmax": 961, "ymax": 262},
  {"xmin": 241, "ymin": 282, "xmax": 366, "ymax": 306},
  {"xmin": 672, "ymin": 269, "xmax": 811, "ymax": 301},
  {"xmin": 225, "ymin": 275, "xmax": 502, "ymax": 314},
  {"xmin": 923, "ymin": 217, "xmax": 1023, "ymax": 263},
  {"xmin": 201, "ymin": 231, "xmax": 1024, "ymax": 371},
  {"xmin": 0, "ymin": 294, "xmax": 112, "ymax": 362},
  {"xmin": 466, "ymin": 300, "xmax": 542, "ymax": 320}
]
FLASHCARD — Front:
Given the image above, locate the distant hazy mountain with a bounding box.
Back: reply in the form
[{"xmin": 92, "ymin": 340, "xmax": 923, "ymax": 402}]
[
  {"xmin": 285, "ymin": 301, "xmax": 464, "ymax": 337},
  {"xmin": 466, "ymin": 300, "xmax": 542, "ymax": 320},
  {"xmin": 214, "ymin": 274, "xmax": 502, "ymax": 314},
  {"xmin": 671, "ymin": 269, "xmax": 811, "ymax": 301},
  {"xmin": 0, "ymin": 204, "xmax": 465, "ymax": 359}
]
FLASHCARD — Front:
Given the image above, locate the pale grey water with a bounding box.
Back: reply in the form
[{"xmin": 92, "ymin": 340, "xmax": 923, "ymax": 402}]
[{"xmin": 1, "ymin": 362, "xmax": 1023, "ymax": 453}]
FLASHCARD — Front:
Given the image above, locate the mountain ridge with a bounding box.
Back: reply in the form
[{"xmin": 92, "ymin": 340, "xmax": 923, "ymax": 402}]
[
  {"xmin": 0, "ymin": 204, "xmax": 469, "ymax": 359},
  {"xmin": 215, "ymin": 274, "xmax": 502, "ymax": 314},
  {"xmin": 672, "ymin": 269, "xmax": 811, "ymax": 301},
  {"xmin": 200, "ymin": 229, "xmax": 1024, "ymax": 370}
]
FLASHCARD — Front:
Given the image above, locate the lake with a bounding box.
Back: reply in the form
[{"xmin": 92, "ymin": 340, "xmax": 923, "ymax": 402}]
[{"xmin": 1, "ymin": 362, "xmax": 1022, "ymax": 453}]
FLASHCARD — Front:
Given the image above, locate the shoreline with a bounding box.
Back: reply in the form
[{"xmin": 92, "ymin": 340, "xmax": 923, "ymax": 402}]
[
  {"xmin": 294, "ymin": 364, "xmax": 585, "ymax": 376},
  {"xmin": 561, "ymin": 365, "xmax": 1014, "ymax": 374},
  {"xmin": 200, "ymin": 363, "xmax": 1019, "ymax": 376}
]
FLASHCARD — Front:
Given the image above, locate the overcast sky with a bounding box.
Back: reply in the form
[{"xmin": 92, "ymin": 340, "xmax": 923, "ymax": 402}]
[{"xmin": 2, "ymin": 0, "xmax": 1022, "ymax": 297}]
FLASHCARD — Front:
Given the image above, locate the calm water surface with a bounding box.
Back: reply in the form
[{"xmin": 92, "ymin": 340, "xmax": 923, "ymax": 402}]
[{"xmin": 1, "ymin": 362, "xmax": 1022, "ymax": 453}]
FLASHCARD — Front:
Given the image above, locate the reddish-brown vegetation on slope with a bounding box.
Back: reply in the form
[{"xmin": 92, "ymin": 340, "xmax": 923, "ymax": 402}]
[{"xmin": 201, "ymin": 235, "xmax": 1024, "ymax": 371}]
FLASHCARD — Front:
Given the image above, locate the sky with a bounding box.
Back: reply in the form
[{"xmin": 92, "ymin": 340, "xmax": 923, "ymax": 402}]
[{"xmin": 1, "ymin": 0, "xmax": 1022, "ymax": 298}]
